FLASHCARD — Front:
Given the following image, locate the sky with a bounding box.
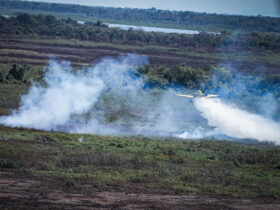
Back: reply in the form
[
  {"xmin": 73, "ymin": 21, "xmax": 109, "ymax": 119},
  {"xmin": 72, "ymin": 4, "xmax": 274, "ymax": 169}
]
[{"xmin": 26, "ymin": 0, "xmax": 280, "ymax": 17}]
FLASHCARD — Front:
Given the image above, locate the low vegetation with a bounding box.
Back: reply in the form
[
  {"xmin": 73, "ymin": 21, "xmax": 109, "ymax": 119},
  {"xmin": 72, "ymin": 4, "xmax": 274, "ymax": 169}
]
[
  {"xmin": 0, "ymin": 4, "xmax": 279, "ymax": 201},
  {"xmin": 0, "ymin": 62, "xmax": 279, "ymax": 199},
  {"xmin": 0, "ymin": 125, "xmax": 279, "ymax": 198}
]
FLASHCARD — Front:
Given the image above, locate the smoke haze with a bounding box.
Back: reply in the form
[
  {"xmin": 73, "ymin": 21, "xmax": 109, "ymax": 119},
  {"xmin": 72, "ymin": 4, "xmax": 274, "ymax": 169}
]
[
  {"xmin": 0, "ymin": 54, "xmax": 279, "ymax": 144},
  {"xmin": 194, "ymin": 98, "xmax": 280, "ymax": 144},
  {"xmin": 0, "ymin": 60, "xmax": 104, "ymax": 130}
]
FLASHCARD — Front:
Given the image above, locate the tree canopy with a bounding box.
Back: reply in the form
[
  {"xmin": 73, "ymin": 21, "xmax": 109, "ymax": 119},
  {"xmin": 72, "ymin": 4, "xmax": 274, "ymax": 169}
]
[
  {"xmin": 1, "ymin": 13, "xmax": 280, "ymax": 51},
  {"xmin": 1, "ymin": 0, "xmax": 280, "ymax": 33}
]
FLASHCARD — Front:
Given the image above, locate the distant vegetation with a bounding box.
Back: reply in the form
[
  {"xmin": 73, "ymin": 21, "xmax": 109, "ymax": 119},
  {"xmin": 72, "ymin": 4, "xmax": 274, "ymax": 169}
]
[
  {"xmin": 1, "ymin": 0, "xmax": 280, "ymax": 33},
  {"xmin": 0, "ymin": 63, "xmax": 279, "ymax": 118},
  {"xmin": 2, "ymin": 63, "xmax": 280, "ymax": 92},
  {"xmin": 139, "ymin": 64, "xmax": 280, "ymax": 115},
  {"xmin": 1, "ymin": 13, "xmax": 280, "ymax": 51},
  {"xmin": 0, "ymin": 64, "xmax": 42, "ymax": 85}
]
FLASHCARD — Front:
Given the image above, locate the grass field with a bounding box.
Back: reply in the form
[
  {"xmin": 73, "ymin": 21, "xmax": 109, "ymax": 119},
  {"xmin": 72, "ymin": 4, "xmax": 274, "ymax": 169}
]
[
  {"xmin": 3, "ymin": 37, "xmax": 280, "ymax": 66},
  {"xmin": 0, "ymin": 75, "xmax": 279, "ymax": 207},
  {"xmin": 0, "ymin": 69, "xmax": 279, "ymax": 199},
  {"xmin": 1, "ymin": 37, "xmax": 280, "ymax": 77},
  {"xmin": 0, "ymin": 125, "xmax": 279, "ymax": 199},
  {"xmin": 0, "ymin": 25, "xmax": 280, "ymax": 208},
  {"xmin": 0, "ymin": 4, "xmax": 280, "ymax": 209}
]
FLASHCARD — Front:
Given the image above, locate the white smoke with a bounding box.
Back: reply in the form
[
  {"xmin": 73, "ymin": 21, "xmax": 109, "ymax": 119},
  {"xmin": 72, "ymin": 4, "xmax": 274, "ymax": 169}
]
[
  {"xmin": 0, "ymin": 60, "xmax": 104, "ymax": 130},
  {"xmin": 194, "ymin": 98, "xmax": 280, "ymax": 144},
  {"xmin": 0, "ymin": 54, "xmax": 279, "ymax": 145},
  {"xmin": 0, "ymin": 54, "xmax": 148, "ymax": 131},
  {"xmin": 177, "ymin": 127, "xmax": 214, "ymax": 139}
]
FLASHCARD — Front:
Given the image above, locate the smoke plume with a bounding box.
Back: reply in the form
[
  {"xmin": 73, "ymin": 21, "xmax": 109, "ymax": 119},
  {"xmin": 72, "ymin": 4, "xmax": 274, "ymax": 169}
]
[
  {"xmin": 0, "ymin": 60, "xmax": 104, "ymax": 129},
  {"xmin": 0, "ymin": 54, "xmax": 279, "ymax": 144},
  {"xmin": 194, "ymin": 98, "xmax": 280, "ymax": 144}
]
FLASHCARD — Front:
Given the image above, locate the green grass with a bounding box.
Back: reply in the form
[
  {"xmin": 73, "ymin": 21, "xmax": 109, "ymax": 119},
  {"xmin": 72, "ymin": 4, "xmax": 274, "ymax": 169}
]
[
  {"xmin": 0, "ymin": 83, "xmax": 29, "ymax": 115},
  {"xmin": 184, "ymin": 51, "xmax": 280, "ymax": 66},
  {"xmin": 0, "ymin": 125, "xmax": 279, "ymax": 198},
  {"xmin": 17, "ymin": 37, "xmax": 188, "ymax": 53}
]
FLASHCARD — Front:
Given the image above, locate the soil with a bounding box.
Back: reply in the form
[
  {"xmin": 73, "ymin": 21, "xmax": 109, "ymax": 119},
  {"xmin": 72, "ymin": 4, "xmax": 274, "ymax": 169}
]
[
  {"xmin": 0, "ymin": 172, "xmax": 279, "ymax": 209},
  {"xmin": 1, "ymin": 39, "xmax": 280, "ymax": 75}
]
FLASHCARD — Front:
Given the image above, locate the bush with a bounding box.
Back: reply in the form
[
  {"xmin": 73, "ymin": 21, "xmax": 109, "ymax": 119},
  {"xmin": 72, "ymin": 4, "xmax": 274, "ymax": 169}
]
[
  {"xmin": 0, "ymin": 159, "xmax": 20, "ymax": 169},
  {"xmin": 6, "ymin": 64, "xmax": 30, "ymax": 82},
  {"xmin": 138, "ymin": 64, "xmax": 211, "ymax": 89}
]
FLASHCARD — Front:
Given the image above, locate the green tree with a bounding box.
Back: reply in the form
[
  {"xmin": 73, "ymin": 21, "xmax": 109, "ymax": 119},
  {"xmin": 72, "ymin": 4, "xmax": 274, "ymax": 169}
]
[
  {"xmin": 45, "ymin": 15, "xmax": 56, "ymax": 25},
  {"xmin": 6, "ymin": 64, "xmax": 26, "ymax": 81}
]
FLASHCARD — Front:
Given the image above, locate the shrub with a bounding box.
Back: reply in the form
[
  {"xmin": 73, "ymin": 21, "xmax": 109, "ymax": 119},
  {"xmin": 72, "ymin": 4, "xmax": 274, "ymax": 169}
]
[{"xmin": 0, "ymin": 159, "xmax": 20, "ymax": 169}]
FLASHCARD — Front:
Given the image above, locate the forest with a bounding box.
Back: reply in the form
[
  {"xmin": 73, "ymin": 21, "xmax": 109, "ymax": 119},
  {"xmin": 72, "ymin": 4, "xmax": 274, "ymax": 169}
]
[
  {"xmin": 1, "ymin": 13, "xmax": 280, "ymax": 51},
  {"xmin": 1, "ymin": 0, "xmax": 280, "ymax": 33}
]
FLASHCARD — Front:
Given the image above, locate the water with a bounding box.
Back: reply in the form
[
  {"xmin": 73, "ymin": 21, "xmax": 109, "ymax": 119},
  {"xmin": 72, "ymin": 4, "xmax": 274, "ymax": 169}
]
[
  {"xmin": 106, "ymin": 23, "xmax": 201, "ymax": 34},
  {"xmin": 77, "ymin": 21, "xmax": 85, "ymax": 25}
]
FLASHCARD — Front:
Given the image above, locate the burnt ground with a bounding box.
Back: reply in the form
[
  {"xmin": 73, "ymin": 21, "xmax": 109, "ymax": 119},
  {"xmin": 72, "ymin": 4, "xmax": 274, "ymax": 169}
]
[
  {"xmin": 0, "ymin": 172, "xmax": 279, "ymax": 209},
  {"xmin": 0, "ymin": 39, "xmax": 216, "ymax": 67},
  {"xmin": 1, "ymin": 39, "xmax": 280, "ymax": 75}
]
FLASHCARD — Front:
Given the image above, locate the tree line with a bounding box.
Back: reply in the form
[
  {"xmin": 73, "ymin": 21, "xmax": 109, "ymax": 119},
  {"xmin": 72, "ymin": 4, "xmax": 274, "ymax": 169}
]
[
  {"xmin": 138, "ymin": 64, "xmax": 280, "ymax": 117},
  {"xmin": 1, "ymin": 13, "xmax": 280, "ymax": 51},
  {"xmin": 3, "ymin": 63, "xmax": 279, "ymax": 97},
  {"xmin": 1, "ymin": 0, "xmax": 280, "ymax": 33},
  {"xmin": 138, "ymin": 64, "xmax": 280, "ymax": 92},
  {"xmin": 1, "ymin": 62, "xmax": 279, "ymax": 116}
]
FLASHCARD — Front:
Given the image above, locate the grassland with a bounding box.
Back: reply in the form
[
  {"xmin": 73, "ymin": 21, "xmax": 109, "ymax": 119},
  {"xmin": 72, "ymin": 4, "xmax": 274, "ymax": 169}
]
[
  {"xmin": 1, "ymin": 37, "xmax": 280, "ymax": 77},
  {"xmin": 0, "ymin": 70, "xmax": 279, "ymax": 206},
  {"xmin": 4, "ymin": 37, "xmax": 280, "ymax": 65},
  {"xmin": 0, "ymin": 21, "xmax": 280, "ymax": 208},
  {"xmin": 0, "ymin": 125, "xmax": 279, "ymax": 199},
  {"xmin": 0, "ymin": 74, "xmax": 279, "ymax": 201}
]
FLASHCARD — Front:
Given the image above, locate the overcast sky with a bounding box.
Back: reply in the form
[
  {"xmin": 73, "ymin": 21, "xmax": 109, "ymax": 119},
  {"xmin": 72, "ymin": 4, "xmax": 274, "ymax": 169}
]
[{"xmin": 26, "ymin": 0, "xmax": 280, "ymax": 17}]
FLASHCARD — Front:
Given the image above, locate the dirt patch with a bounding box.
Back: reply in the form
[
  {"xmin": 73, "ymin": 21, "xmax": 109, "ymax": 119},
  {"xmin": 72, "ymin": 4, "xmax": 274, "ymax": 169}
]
[
  {"xmin": 1, "ymin": 39, "xmax": 280, "ymax": 74},
  {"xmin": 0, "ymin": 172, "xmax": 279, "ymax": 209}
]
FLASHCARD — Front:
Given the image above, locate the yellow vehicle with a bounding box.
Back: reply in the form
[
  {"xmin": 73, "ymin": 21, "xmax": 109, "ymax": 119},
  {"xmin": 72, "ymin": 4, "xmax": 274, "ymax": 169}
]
[{"xmin": 176, "ymin": 90, "xmax": 218, "ymax": 98}]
